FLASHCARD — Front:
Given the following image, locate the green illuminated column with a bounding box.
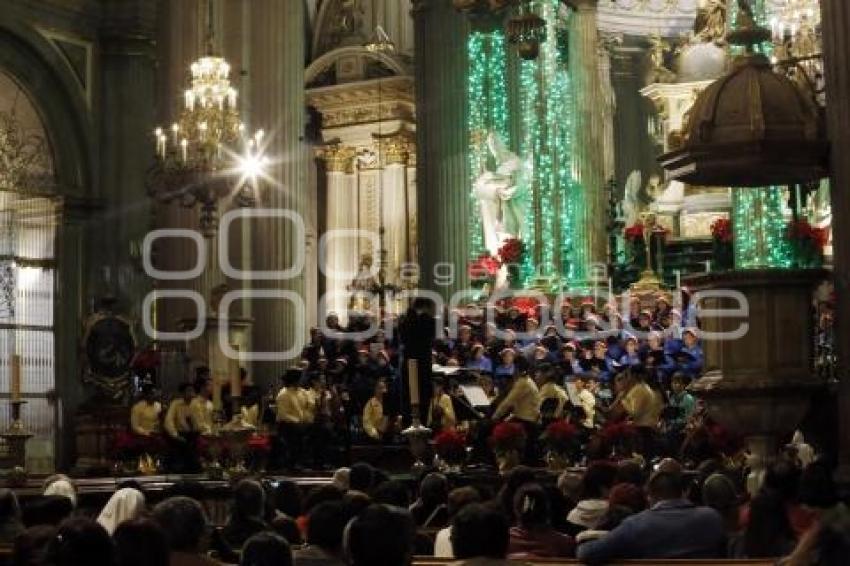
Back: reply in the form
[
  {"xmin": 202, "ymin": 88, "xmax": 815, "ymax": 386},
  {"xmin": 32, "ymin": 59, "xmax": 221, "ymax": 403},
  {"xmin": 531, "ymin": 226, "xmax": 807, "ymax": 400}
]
[{"xmin": 730, "ymin": 0, "xmax": 794, "ymax": 269}]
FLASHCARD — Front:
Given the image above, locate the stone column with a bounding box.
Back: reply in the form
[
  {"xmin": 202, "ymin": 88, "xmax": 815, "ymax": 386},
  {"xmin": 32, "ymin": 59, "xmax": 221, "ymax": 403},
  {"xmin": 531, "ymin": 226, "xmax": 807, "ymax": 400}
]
[
  {"xmin": 569, "ymin": 0, "xmax": 608, "ymax": 268},
  {"xmin": 820, "ymin": 0, "xmax": 850, "ymax": 486},
  {"xmin": 611, "ymin": 45, "xmax": 654, "ymax": 190},
  {"xmin": 381, "ymin": 139, "xmax": 411, "ymax": 283},
  {"xmin": 98, "ymin": 1, "xmax": 157, "ymax": 320},
  {"xmin": 249, "ymin": 0, "xmax": 308, "ymax": 378},
  {"xmin": 413, "ymin": 0, "xmax": 470, "ymax": 298},
  {"xmin": 321, "ymin": 146, "xmax": 358, "ymax": 324}
]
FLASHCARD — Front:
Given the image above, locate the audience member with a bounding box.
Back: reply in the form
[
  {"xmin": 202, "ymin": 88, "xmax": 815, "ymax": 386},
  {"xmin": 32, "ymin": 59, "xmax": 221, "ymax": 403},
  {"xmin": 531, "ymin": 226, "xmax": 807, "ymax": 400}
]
[
  {"xmin": 12, "ymin": 525, "xmax": 56, "ymax": 566},
  {"xmin": 293, "ymin": 500, "xmax": 349, "ymax": 566},
  {"xmin": 345, "ymin": 504, "xmax": 415, "ymax": 566},
  {"xmin": 731, "ymin": 489, "xmax": 796, "ymax": 558},
  {"xmin": 0, "ymin": 488, "xmax": 24, "ymax": 543},
  {"xmin": 576, "ymin": 469, "xmax": 726, "ymax": 562},
  {"xmin": 42, "ymin": 475, "xmax": 77, "ymax": 508},
  {"xmin": 222, "ymin": 480, "xmax": 271, "ymax": 549},
  {"xmin": 567, "ymin": 461, "xmax": 617, "ymax": 532},
  {"xmin": 434, "ymin": 487, "xmax": 482, "ymax": 558},
  {"xmin": 152, "ymin": 496, "xmax": 217, "ymax": 566},
  {"xmin": 241, "ymin": 532, "xmax": 293, "ymax": 566},
  {"xmin": 409, "ymin": 473, "xmax": 449, "ymax": 528},
  {"xmin": 450, "ymin": 503, "xmax": 513, "ymax": 565},
  {"xmin": 97, "ymin": 487, "xmax": 146, "ymax": 535},
  {"xmin": 113, "ymin": 517, "xmax": 170, "ymax": 566},
  {"xmin": 507, "ymin": 483, "xmax": 575, "ymax": 558},
  {"xmin": 44, "ymin": 517, "xmax": 115, "ymax": 566}
]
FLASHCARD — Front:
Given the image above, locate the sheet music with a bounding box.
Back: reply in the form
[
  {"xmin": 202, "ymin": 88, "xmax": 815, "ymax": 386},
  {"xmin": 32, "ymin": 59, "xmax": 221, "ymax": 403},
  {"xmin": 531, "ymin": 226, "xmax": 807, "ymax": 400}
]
[
  {"xmin": 459, "ymin": 384, "xmax": 491, "ymax": 408},
  {"xmin": 432, "ymin": 364, "xmax": 461, "ymax": 375}
]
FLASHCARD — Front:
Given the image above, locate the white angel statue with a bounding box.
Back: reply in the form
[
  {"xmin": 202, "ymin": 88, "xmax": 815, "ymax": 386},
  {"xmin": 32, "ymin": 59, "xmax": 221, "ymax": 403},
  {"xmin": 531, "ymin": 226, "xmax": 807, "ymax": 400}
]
[
  {"xmin": 473, "ymin": 132, "xmax": 526, "ymax": 258},
  {"xmin": 622, "ymin": 170, "xmax": 643, "ymax": 227}
]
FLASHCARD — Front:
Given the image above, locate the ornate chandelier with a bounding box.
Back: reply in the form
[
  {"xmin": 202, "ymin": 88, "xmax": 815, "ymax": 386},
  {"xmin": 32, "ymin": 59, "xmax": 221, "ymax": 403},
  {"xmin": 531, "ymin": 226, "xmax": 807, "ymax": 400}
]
[
  {"xmin": 148, "ymin": 0, "xmax": 267, "ymax": 236},
  {"xmin": 768, "ymin": 0, "xmax": 823, "ymax": 103}
]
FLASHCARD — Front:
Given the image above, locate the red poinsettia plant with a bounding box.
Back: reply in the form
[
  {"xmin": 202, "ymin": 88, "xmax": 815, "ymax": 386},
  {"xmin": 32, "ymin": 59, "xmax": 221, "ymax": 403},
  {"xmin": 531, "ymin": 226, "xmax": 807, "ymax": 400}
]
[
  {"xmin": 468, "ymin": 253, "xmax": 502, "ymax": 281},
  {"xmin": 489, "ymin": 421, "xmax": 527, "ymax": 454},
  {"xmin": 508, "ymin": 296, "xmax": 541, "ymax": 318},
  {"xmin": 433, "ymin": 429, "xmax": 467, "ymax": 465},
  {"xmin": 787, "ymin": 220, "xmax": 829, "ymax": 250},
  {"xmin": 541, "ymin": 419, "xmax": 579, "ymax": 454},
  {"xmin": 711, "ymin": 218, "xmax": 733, "ymax": 244},
  {"xmin": 624, "ymin": 223, "xmax": 644, "ymax": 242},
  {"xmin": 498, "ymin": 238, "xmax": 525, "ymax": 264}
]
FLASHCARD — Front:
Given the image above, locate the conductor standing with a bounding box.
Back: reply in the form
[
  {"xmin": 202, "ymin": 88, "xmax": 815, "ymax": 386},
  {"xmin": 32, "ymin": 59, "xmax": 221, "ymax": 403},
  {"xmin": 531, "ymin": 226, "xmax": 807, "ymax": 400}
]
[{"xmin": 399, "ymin": 297, "xmax": 437, "ymax": 424}]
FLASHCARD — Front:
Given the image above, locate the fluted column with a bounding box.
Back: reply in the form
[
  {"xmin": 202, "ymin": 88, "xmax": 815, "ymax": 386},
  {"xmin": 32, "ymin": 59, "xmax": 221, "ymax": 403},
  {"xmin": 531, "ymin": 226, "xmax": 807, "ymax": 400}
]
[
  {"xmin": 820, "ymin": 0, "xmax": 850, "ymax": 485},
  {"xmin": 569, "ymin": 0, "xmax": 608, "ymax": 268},
  {"xmin": 414, "ymin": 0, "xmax": 470, "ymax": 298},
  {"xmin": 322, "ymin": 150, "xmax": 358, "ymax": 325},
  {"xmin": 249, "ymin": 0, "xmax": 307, "ymax": 378},
  {"xmin": 381, "ymin": 142, "xmax": 411, "ymax": 283},
  {"xmin": 98, "ymin": 1, "xmax": 157, "ymax": 319}
]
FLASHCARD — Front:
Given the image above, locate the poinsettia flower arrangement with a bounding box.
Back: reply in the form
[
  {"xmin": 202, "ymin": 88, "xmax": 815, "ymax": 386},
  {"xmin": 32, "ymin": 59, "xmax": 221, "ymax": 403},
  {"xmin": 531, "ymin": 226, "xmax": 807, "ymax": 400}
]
[
  {"xmin": 468, "ymin": 253, "xmax": 502, "ymax": 281},
  {"xmin": 787, "ymin": 220, "xmax": 829, "ymax": 250},
  {"xmin": 498, "ymin": 237, "xmax": 525, "ymax": 264},
  {"xmin": 711, "ymin": 218, "xmax": 733, "ymax": 243},
  {"xmin": 509, "ymin": 296, "xmax": 541, "ymax": 318},
  {"xmin": 624, "ymin": 223, "xmax": 644, "ymax": 242},
  {"xmin": 541, "ymin": 419, "xmax": 579, "ymax": 454},
  {"xmin": 433, "ymin": 429, "xmax": 467, "ymax": 465},
  {"xmin": 489, "ymin": 421, "xmax": 526, "ymax": 454}
]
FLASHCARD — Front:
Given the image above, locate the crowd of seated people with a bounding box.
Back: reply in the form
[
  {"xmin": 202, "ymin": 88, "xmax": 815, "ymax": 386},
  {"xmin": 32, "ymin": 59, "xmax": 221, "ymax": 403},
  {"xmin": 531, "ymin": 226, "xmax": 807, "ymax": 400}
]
[{"xmin": 1, "ymin": 453, "xmax": 847, "ymax": 566}]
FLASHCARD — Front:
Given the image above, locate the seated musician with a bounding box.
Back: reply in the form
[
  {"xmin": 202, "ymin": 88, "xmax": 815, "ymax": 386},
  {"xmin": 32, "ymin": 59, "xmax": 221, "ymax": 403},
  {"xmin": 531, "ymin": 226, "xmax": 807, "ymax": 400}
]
[
  {"xmin": 362, "ymin": 378, "xmax": 399, "ymax": 441},
  {"xmin": 571, "ymin": 373, "xmax": 597, "ymax": 431},
  {"xmin": 492, "ymin": 357, "xmax": 540, "ymax": 434},
  {"xmin": 537, "ymin": 364, "xmax": 568, "ymax": 423},
  {"xmin": 189, "ymin": 375, "xmax": 215, "ymax": 434},
  {"xmin": 276, "ymin": 369, "xmax": 305, "ymax": 468},
  {"xmin": 130, "ymin": 383, "xmax": 162, "ymax": 437},
  {"xmin": 427, "ymin": 376, "xmax": 456, "ymax": 431},
  {"xmin": 164, "ymin": 382, "xmax": 200, "ymax": 472}
]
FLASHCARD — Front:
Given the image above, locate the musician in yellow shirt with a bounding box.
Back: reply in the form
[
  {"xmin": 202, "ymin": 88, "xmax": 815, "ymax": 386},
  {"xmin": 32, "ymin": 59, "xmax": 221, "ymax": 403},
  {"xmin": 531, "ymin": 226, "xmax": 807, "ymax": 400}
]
[
  {"xmin": 275, "ymin": 369, "xmax": 305, "ymax": 469},
  {"xmin": 189, "ymin": 375, "xmax": 215, "ymax": 434},
  {"xmin": 427, "ymin": 377, "xmax": 456, "ymax": 431},
  {"xmin": 130, "ymin": 384, "xmax": 162, "ymax": 436},
  {"xmin": 163, "ymin": 383, "xmax": 200, "ymax": 472},
  {"xmin": 363, "ymin": 378, "xmax": 399, "ymax": 441}
]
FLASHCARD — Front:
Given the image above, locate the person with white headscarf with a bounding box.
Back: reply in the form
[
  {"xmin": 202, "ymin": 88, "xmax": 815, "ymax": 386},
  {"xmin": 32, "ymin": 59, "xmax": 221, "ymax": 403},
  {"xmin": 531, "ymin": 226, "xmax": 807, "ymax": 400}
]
[
  {"xmin": 97, "ymin": 488, "xmax": 146, "ymax": 535},
  {"xmin": 43, "ymin": 474, "xmax": 77, "ymax": 508}
]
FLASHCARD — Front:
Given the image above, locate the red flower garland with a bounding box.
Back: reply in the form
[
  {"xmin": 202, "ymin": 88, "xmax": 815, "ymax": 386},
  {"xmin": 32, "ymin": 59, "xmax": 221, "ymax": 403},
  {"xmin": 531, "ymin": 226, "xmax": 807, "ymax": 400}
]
[
  {"xmin": 498, "ymin": 238, "xmax": 525, "ymax": 264},
  {"xmin": 711, "ymin": 218, "xmax": 733, "ymax": 243},
  {"xmin": 624, "ymin": 223, "xmax": 644, "ymax": 242},
  {"xmin": 468, "ymin": 253, "xmax": 502, "ymax": 280}
]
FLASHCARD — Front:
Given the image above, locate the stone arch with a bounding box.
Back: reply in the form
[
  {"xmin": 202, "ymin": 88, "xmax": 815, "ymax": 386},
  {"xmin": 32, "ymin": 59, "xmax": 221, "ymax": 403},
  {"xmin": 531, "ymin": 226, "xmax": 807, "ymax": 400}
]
[
  {"xmin": 0, "ymin": 17, "xmax": 94, "ymax": 197},
  {"xmin": 305, "ymin": 45, "xmax": 408, "ymax": 86}
]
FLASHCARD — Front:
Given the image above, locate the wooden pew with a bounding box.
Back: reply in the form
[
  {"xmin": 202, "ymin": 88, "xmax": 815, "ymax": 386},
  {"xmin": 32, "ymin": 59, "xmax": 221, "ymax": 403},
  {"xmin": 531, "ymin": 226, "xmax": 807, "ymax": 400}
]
[{"xmin": 413, "ymin": 559, "xmax": 775, "ymax": 566}]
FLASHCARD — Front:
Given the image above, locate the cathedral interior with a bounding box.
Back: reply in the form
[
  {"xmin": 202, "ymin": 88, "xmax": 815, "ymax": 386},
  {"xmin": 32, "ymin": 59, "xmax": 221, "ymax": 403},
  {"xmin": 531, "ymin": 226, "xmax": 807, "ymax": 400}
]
[{"xmin": 1, "ymin": 0, "xmax": 850, "ymax": 550}]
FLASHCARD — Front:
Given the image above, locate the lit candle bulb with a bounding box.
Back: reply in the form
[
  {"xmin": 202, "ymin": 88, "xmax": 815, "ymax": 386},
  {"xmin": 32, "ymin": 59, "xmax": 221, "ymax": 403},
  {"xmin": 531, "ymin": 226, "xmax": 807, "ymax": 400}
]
[
  {"xmin": 228, "ymin": 88, "xmax": 237, "ymax": 108},
  {"xmin": 171, "ymin": 123, "xmax": 179, "ymax": 144},
  {"xmin": 158, "ymin": 134, "xmax": 167, "ymax": 159},
  {"xmin": 180, "ymin": 138, "xmax": 188, "ymax": 162},
  {"xmin": 255, "ymin": 129, "xmax": 265, "ymax": 143},
  {"xmin": 199, "ymin": 121, "xmax": 208, "ymax": 141},
  {"xmin": 185, "ymin": 89, "xmax": 194, "ymax": 111}
]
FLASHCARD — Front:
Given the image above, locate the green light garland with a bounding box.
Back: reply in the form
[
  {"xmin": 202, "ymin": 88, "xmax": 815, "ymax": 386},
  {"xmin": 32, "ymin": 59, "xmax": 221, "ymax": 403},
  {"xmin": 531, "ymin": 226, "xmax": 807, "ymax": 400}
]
[
  {"xmin": 467, "ymin": 30, "xmax": 510, "ymax": 258},
  {"xmin": 729, "ymin": 0, "xmax": 794, "ymax": 269},
  {"xmin": 515, "ymin": 0, "xmax": 586, "ymax": 286}
]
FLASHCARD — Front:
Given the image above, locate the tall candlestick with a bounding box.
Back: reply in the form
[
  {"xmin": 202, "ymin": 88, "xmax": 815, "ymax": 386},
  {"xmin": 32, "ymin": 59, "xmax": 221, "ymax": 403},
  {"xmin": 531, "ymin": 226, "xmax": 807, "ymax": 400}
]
[
  {"xmin": 608, "ymin": 277, "xmax": 614, "ymax": 301},
  {"xmin": 230, "ymin": 345, "xmax": 241, "ymax": 399},
  {"xmin": 10, "ymin": 355, "xmax": 21, "ymax": 402},
  {"xmin": 407, "ymin": 359, "xmax": 419, "ymax": 407}
]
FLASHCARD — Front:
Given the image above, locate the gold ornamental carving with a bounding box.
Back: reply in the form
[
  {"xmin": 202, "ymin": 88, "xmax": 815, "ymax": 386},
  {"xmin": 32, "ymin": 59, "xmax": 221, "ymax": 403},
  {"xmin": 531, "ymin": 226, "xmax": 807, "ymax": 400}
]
[{"xmin": 319, "ymin": 143, "xmax": 356, "ymax": 173}]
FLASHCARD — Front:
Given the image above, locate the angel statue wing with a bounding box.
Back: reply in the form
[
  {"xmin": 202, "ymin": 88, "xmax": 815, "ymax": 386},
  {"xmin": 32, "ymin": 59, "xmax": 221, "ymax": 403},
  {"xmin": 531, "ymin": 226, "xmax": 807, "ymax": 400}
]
[{"xmin": 622, "ymin": 170, "xmax": 642, "ymax": 226}]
